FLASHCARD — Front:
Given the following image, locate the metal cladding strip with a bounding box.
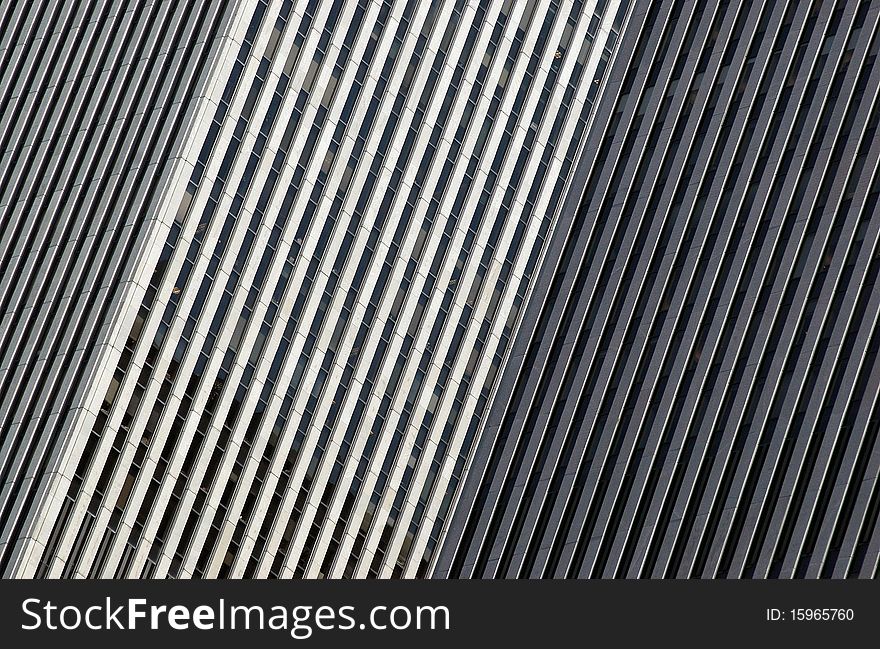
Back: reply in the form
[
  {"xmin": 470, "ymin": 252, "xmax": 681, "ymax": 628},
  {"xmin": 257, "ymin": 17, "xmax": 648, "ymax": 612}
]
[
  {"xmin": 0, "ymin": 0, "xmax": 244, "ymax": 578},
  {"xmin": 0, "ymin": 0, "xmax": 628, "ymax": 578},
  {"xmin": 435, "ymin": 0, "xmax": 880, "ymax": 580},
  {"xmin": 668, "ymin": 5, "xmax": 879, "ymax": 580}
]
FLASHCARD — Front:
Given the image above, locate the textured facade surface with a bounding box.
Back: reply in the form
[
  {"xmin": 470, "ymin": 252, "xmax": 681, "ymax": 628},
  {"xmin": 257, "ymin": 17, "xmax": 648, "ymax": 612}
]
[
  {"xmin": 0, "ymin": 0, "xmax": 239, "ymax": 576},
  {"xmin": 1, "ymin": 0, "xmax": 627, "ymax": 578},
  {"xmin": 436, "ymin": 0, "xmax": 880, "ymax": 579}
]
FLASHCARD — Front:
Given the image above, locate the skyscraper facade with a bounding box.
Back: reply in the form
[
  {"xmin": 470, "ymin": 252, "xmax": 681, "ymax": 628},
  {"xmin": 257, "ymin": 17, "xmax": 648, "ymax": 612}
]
[
  {"xmin": 0, "ymin": 0, "xmax": 629, "ymax": 578},
  {"xmin": 435, "ymin": 0, "xmax": 880, "ymax": 579}
]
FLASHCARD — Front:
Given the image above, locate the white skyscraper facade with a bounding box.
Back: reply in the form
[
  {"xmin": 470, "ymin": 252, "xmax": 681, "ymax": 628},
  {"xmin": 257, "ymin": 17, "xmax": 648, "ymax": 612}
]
[{"xmin": 1, "ymin": 0, "xmax": 628, "ymax": 578}]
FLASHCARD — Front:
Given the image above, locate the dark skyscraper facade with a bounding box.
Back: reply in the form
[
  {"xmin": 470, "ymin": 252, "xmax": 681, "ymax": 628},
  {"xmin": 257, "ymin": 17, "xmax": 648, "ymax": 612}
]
[{"xmin": 436, "ymin": 0, "xmax": 880, "ymax": 579}]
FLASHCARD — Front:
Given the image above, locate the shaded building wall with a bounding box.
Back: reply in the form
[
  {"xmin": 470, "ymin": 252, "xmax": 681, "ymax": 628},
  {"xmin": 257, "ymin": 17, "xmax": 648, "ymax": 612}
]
[{"xmin": 436, "ymin": 0, "xmax": 880, "ymax": 579}]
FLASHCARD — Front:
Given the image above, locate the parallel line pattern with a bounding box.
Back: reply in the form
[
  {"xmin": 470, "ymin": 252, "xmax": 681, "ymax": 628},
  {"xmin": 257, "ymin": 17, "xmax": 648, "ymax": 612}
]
[
  {"xmin": 4, "ymin": 0, "xmax": 629, "ymax": 578},
  {"xmin": 436, "ymin": 0, "xmax": 880, "ymax": 579}
]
